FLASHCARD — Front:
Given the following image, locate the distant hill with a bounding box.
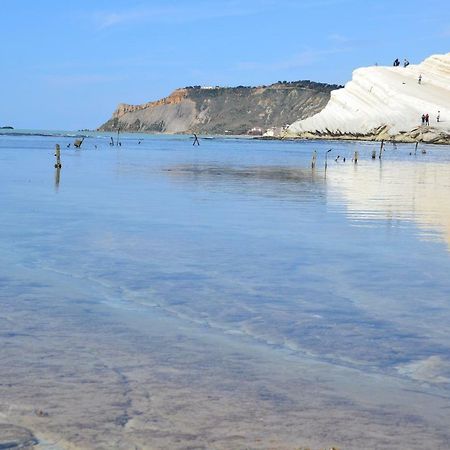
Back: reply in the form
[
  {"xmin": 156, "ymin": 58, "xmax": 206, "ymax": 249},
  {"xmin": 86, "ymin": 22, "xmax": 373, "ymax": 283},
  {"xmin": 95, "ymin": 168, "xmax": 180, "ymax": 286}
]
[
  {"xmin": 285, "ymin": 53, "xmax": 450, "ymax": 144},
  {"xmin": 98, "ymin": 81, "xmax": 341, "ymax": 135}
]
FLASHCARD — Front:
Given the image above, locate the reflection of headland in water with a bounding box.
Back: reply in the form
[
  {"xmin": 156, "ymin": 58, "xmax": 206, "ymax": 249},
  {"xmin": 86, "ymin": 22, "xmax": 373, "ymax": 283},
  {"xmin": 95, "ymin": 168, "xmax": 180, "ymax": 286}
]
[
  {"xmin": 327, "ymin": 161, "xmax": 450, "ymax": 249},
  {"xmin": 164, "ymin": 164, "xmax": 326, "ymax": 200}
]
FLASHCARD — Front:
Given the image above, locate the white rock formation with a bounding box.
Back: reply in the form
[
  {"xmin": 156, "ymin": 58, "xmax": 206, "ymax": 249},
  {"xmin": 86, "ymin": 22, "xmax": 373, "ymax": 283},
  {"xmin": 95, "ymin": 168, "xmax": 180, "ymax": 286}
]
[{"xmin": 285, "ymin": 53, "xmax": 450, "ymax": 143}]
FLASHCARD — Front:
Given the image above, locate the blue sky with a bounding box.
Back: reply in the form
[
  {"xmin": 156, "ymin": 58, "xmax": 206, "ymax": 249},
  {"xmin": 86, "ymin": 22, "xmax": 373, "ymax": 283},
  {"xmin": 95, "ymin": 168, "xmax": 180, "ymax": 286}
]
[{"xmin": 1, "ymin": 0, "xmax": 449, "ymax": 130}]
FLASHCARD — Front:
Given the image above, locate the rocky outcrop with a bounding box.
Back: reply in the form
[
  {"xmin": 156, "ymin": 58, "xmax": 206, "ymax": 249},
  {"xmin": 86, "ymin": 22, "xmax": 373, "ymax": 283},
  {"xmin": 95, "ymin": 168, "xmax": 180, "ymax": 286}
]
[
  {"xmin": 99, "ymin": 81, "xmax": 341, "ymax": 134},
  {"xmin": 284, "ymin": 53, "xmax": 450, "ymax": 143}
]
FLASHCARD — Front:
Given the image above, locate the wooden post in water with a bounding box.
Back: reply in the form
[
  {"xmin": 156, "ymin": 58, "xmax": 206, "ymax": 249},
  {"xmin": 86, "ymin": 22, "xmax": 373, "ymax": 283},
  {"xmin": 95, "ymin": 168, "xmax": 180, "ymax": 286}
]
[
  {"xmin": 379, "ymin": 140, "xmax": 384, "ymax": 159},
  {"xmin": 54, "ymin": 144, "xmax": 62, "ymax": 168},
  {"xmin": 414, "ymin": 141, "xmax": 418, "ymax": 155},
  {"xmin": 371, "ymin": 150, "xmax": 376, "ymax": 159},
  {"xmin": 354, "ymin": 150, "xmax": 359, "ymax": 164},
  {"xmin": 311, "ymin": 150, "xmax": 317, "ymax": 169},
  {"xmin": 73, "ymin": 137, "xmax": 84, "ymax": 148},
  {"xmin": 324, "ymin": 149, "xmax": 332, "ymax": 172}
]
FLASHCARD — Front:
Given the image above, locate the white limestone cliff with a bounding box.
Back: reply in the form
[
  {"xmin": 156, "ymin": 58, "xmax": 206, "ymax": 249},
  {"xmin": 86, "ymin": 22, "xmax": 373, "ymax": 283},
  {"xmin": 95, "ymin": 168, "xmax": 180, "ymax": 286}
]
[{"xmin": 285, "ymin": 53, "xmax": 450, "ymax": 143}]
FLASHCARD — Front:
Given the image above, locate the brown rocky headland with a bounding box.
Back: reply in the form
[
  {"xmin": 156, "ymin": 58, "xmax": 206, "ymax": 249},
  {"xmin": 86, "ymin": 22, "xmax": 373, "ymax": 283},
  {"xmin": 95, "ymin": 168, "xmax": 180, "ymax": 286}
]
[{"xmin": 99, "ymin": 81, "xmax": 341, "ymax": 135}]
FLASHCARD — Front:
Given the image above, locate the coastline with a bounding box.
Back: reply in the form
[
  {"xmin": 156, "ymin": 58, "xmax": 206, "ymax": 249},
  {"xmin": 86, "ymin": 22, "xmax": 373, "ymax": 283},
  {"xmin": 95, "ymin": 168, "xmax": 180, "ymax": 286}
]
[{"xmin": 3, "ymin": 126, "xmax": 449, "ymax": 145}]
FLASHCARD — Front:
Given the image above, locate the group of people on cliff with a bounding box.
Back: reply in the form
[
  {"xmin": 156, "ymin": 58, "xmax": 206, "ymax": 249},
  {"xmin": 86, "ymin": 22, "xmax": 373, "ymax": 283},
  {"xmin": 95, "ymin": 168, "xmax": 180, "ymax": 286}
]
[
  {"xmin": 392, "ymin": 58, "xmax": 425, "ymax": 85},
  {"xmin": 393, "ymin": 58, "xmax": 409, "ymax": 67},
  {"xmin": 421, "ymin": 111, "xmax": 441, "ymax": 126}
]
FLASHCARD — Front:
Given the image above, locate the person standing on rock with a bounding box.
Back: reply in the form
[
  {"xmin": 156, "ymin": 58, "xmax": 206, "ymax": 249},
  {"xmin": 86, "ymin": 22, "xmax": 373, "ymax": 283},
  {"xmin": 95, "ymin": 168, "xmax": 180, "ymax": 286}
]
[
  {"xmin": 418, "ymin": 74, "xmax": 422, "ymax": 84},
  {"xmin": 437, "ymin": 111, "xmax": 441, "ymax": 123},
  {"xmin": 421, "ymin": 114, "xmax": 426, "ymax": 125},
  {"xmin": 425, "ymin": 113, "xmax": 430, "ymax": 126}
]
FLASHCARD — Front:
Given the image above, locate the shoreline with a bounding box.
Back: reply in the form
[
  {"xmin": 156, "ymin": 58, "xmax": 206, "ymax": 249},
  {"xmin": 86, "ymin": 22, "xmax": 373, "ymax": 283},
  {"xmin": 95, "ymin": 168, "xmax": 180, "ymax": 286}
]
[{"xmin": 2, "ymin": 128, "xmax": 450, "ymax": 145}]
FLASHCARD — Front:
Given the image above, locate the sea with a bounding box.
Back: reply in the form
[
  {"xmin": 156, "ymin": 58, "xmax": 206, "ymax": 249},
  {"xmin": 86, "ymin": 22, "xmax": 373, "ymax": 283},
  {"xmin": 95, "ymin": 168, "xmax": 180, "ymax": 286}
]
[{"xmin": 1, "ymin": 130, "xmax": 450, "ymax": 449}]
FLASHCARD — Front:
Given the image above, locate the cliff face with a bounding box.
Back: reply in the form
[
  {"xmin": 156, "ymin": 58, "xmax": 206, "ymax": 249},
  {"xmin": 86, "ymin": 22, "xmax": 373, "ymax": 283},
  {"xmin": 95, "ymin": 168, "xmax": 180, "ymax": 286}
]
[
  {"xmin": 98, "ymin": 81, "xmax": 340, "ymax": 134},
  {"xmin": 285, "ymin": 53, "xmax": 450, "ymax": 144}
]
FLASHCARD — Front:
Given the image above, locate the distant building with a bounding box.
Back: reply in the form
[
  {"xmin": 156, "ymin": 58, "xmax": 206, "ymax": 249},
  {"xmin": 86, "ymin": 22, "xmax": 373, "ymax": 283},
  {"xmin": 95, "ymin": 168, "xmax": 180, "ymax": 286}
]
[
  {"xmin": 264, "ymin": 126, "xmax": 284, "ymax": 137},
  {"xmin": 247, "ymin": 127, "xmax": 263, "ymax": 136}
]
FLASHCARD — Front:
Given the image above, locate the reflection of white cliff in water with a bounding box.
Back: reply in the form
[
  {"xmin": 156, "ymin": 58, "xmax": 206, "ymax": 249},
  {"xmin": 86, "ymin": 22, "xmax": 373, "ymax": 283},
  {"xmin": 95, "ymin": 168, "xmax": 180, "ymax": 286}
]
[{"xmin": 327, "ymin": 161, "xmax": 450, "ymax": 249}]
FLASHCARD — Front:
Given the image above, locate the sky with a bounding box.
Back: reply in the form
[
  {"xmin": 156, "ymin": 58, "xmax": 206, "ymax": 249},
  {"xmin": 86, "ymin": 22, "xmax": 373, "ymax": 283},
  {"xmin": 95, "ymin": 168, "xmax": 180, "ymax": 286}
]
[{"xmin": 1, "ymin": 0, "xmax": 449, "ymax": 130}]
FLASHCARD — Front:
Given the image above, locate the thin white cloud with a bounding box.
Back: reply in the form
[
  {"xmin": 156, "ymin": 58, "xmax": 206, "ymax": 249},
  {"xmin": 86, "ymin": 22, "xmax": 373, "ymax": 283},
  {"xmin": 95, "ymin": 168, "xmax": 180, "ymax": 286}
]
[
  {"xmin": 90, "ymin": 0, "xmax": 353, "ymax": 30},
  {"xmin": 327, "ymin": 34, "xmax": 374, "ymax": 48},
  {"xmin": 32, "ymin": 56, "xmax": 184, "ymax": 72},
  {"xmin": 43, "ymin": 74, "xmax": 125, "ymax": 86},
  {"xmin": 328, "ymin": 33, "xmax": 351, "ymax": 44},
  {"xmin": 237, "ymin": 47, "xmax": 352, "ymax": 72},
  {"xmin": 92, "ymin": 1, "xmax": 272, "ymax": 30}
]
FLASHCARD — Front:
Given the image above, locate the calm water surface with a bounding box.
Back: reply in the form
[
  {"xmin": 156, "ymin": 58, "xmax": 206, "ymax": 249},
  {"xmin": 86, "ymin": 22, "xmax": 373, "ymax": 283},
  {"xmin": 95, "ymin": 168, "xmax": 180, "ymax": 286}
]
[{"xmin": 1, "ymin": 133, "xmax": 450, "ymax": 446}]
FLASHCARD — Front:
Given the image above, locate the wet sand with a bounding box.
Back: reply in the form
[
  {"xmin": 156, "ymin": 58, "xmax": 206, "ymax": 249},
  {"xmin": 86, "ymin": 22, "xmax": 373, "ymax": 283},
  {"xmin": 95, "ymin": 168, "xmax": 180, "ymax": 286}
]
[{"xmin": 2, "ymin": 264, "xmax": 449, "ymax": 450}]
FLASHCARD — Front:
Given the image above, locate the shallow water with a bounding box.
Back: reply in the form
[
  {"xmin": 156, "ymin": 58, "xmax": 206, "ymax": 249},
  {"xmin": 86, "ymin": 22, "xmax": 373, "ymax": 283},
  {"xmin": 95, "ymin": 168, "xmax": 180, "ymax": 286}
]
[{"xmin": 1, "ymin": 133, "xmax": 450, "ymax": 448}]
